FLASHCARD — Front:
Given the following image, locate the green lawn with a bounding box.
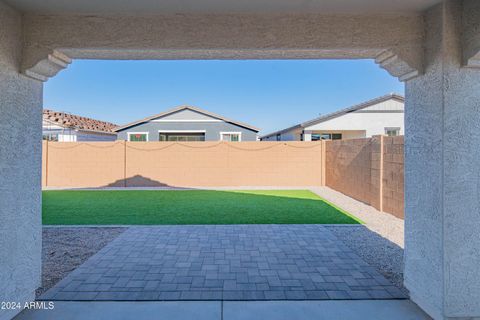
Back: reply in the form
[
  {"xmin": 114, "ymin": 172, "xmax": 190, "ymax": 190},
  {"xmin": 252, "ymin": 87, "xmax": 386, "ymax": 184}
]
[{"xmin": 42, "ymin": 189, "xmax": 362, "ymax": 225}]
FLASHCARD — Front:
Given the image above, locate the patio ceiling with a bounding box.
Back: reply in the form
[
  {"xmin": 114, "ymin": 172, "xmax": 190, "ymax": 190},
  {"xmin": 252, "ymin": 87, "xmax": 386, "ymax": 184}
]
[{"xmin": 6, "ymin": 0, "xmax": 442, "ymax": 14}]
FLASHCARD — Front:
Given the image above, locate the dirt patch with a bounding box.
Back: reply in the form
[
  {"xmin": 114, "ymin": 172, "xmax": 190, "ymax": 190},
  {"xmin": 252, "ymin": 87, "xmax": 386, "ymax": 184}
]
[{"xmin": 36, "ymin": 227, "xmax": 126, "ymax": 297}]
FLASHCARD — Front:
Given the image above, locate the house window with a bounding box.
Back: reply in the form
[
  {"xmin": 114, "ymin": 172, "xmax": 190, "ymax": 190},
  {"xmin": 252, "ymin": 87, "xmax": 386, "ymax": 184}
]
[
  {"xmin": 159, "ymin": 132, "xmax": 205, "ymax": 141},
  {"xmin": 220, "ymin": 132, "xmax": 241, "ymax": 142},
  {"xmin": 128, "ymin": 132, "xmax": 148, "ymax": 141},
  {"xmin": 331, "ymin": 133, "xmax": 342, "ymax": 140},
  {"xmin": 385, "ymin": 127, "xmax": 400, "ymax": 136},
  {"xmin": 43, "ymin": 133, "xmax": 58, "ymax": 141},
  {"xmin": 312, "ymin": 133, "xmax": 342, "ymax": 140}
]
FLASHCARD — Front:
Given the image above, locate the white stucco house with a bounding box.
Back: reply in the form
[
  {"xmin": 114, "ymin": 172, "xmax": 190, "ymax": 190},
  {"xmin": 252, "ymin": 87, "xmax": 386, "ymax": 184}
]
[
  {"xmin": 260, "ymin": 94, "xmax": 404, "ymax": 141},
  {"xmin": 43, "ymin": 109, "xmax": 117, "ymax": 142}
]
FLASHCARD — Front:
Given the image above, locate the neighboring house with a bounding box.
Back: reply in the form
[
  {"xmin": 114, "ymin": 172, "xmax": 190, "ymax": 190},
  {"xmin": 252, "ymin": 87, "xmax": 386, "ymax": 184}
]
[
  {"xmin": 260, "ymin": 93, "xmax": 404, "ymax": 141},
  {"xmin": 43, "ymin": 109, "xmax": 118, "ymax": 142},
  {"xmin": 115, "ymin": 105, "xmax": 259, "ymax": 142}
]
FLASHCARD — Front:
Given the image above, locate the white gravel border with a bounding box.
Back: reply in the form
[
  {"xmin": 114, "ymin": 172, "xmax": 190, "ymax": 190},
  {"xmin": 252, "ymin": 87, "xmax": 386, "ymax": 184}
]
[
  {"xmin": 310, "ymin": 187, "xmax": 404, "ymax": 248},
  {"xmin": 310, "ymin": 187, "xmax": 406, "ymax": 294}
]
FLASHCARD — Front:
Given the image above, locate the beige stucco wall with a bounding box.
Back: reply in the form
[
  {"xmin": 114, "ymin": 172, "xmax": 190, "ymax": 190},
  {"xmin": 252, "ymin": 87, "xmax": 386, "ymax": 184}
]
[
  {"xmin": 42, "ymin": 141, "xmax": 324, "ymax": 187},
  {"xmin": 44, "ymin": 141, "xmax": 125, "ymax": 187}
]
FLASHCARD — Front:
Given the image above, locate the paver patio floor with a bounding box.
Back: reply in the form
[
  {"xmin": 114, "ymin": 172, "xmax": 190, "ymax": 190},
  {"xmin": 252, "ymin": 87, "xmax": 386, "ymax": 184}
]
[{"xmin": 40, "ymin": 225, "xmax": 406, "ymax": 301}]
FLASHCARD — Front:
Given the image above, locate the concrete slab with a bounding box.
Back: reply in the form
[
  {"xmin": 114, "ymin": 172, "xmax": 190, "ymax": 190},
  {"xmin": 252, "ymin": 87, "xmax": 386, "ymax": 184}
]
[
  {"xmin": 223, "ymin": 300, "xmax": 431, "ymax": 320},
  {"xmin": 14, "ymin": 301, "xmax": 221, "ymax": 320},
  {"xmin": 14, "ymin": 300, "xmax": 430, "ymax": 320}
]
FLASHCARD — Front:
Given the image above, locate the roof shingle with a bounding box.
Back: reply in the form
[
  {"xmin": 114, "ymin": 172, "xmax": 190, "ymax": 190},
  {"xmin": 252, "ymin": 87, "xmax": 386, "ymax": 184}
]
[{"xmin": 43, "ymin": 109, "xmax": 117, "ymax": 134}]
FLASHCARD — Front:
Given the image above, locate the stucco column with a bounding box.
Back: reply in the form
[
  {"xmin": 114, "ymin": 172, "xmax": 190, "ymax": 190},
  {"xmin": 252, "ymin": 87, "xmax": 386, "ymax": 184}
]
[
  {"xmin": 0, "ymin": 2, "xmax": 43, "ymax": 320},
  {"xmin": 404, "ymin": 1, "xmax": 480, "ymax": 319}
]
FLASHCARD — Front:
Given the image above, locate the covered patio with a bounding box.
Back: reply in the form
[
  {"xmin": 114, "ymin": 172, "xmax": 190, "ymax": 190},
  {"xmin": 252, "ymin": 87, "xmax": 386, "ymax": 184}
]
[
  {"xmin": 38, "ymin": 225, "xmax": 405, "ymax": 301},
  {"xmin": 1, "ymin": 0, "xmax": 480, "ymax": 319}
]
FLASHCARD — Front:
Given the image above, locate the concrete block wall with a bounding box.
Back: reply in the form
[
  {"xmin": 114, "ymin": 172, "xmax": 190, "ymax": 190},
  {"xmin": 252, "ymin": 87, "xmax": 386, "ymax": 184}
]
[
  {"xmin": 324, "ymin": 138, "xmax": 374, "ymax": 206},
  {"xmin": 325, "ymin": 136, "xmax": 404, "ymax": 218},
  {"xmin": 42, "ymin": 141, "xmax": 324, "ymax": 187},
  {"xmin": 325, "ymin": 139, "xmax": 375, "ymax": 208},
  {"xmin": 43, "ymin": 141, "xmax": 125, "ymax": 187},
  {"xmin": 382, "ymin": 136, "xmax": 404, "ymax": 219},
  {"xmin": 369, "ymin": 136, "xmax": 383, "ymax": 210},
  {"xmin": 41, "ymin": 137, "xmax": 404, "ymax": 217}
]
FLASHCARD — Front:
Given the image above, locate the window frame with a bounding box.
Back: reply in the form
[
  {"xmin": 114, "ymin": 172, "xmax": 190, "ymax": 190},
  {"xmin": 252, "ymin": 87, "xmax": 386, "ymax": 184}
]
[
  {"xmin": 220, "ymin": 131, "xmax": 242, "ymax": 142},
  {"xmin": 127, "ymin": 132, "xmax": 149, "ymax": 142},
  {"xmin": 312, "ymin": 133, "xmax": 343, "ymax": 141},
  {"xmin": 158, "ymin": 130, "xmax": 206, "ymax": 142},
  {"xmin": 311, "ymin": 133, "xmax": 325, "ymax": 141},
  {"xmin": 384, "ymin": 127, "xmax": 401, "ymax": 136},
  {"xmin": 43, "ymin": 133, "xmax": 59, "ymax": 141}
]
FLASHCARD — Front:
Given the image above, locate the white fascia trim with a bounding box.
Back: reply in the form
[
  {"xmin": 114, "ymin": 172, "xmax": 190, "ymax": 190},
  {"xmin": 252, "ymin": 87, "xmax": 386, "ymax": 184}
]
[
  {"xmin": 220, "ymin": 131, "xmax": 242, "ymax": 141},
  {"xmin": 151, "ymin": 119, "xmax": 222, "ymax": 122},
  {"xmin": 127, "ymin": 132, "xmax": 149, "ymax": 141},
  {"xmin": 158, "ymin": 130, "xmax": 206, "ymax": 133},
  {"xmin": 42, "ymin": 124, "xmax": 65, "ymax": 130}
]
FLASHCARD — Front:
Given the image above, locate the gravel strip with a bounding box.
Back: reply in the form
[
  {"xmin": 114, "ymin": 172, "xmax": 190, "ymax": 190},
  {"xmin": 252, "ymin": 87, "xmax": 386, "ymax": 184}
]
[
  {"xmin": 36, "ymin": 227, "xmax": 126, "ymax": 297},
  {"xmin": 325, "ymin": 226, "xmax": 407, "ymax": 296},
  {"xmin": 310, "ymin": 187, "xmax": 407, "ymax": 295},
  {"xmin": 310, "ymin": 187, "xmax": 404, "ymax": 247}
]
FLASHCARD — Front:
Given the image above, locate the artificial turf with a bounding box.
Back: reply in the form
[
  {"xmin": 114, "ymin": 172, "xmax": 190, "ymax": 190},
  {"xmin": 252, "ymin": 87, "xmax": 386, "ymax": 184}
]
[{"xmin": 42, "ymin": 189, "xmax": 362, "ymax": 225}]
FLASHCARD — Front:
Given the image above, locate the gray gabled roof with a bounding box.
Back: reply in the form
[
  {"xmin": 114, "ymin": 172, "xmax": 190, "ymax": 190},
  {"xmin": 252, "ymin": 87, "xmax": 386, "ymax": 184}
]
[
  {"xmin": 115, "ymin": 105, "xmax": 260, "ymax": 132},
  {"xmin": 260, "ymin": 93, "xmax": 404, "ymax": 139}
]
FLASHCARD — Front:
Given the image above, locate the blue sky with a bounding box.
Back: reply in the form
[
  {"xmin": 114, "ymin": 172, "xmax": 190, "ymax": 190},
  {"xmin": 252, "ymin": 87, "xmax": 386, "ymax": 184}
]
[{"xmin": 44, "ymin": 59, "xmax": 404, "ymax": 134}]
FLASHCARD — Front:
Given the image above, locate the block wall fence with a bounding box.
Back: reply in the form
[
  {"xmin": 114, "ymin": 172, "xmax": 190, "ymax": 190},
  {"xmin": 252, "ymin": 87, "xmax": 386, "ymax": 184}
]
[
  {"xmin": 41, "ymin": 141, "xmax": 325, "ymax": 188},
  {"xmin": 324, "ymin": 136, "xmax": 404, "ymax": 219},
  {"xmin": 42, "ymin": 137, "xmax": 404, "ymax": 218}
]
